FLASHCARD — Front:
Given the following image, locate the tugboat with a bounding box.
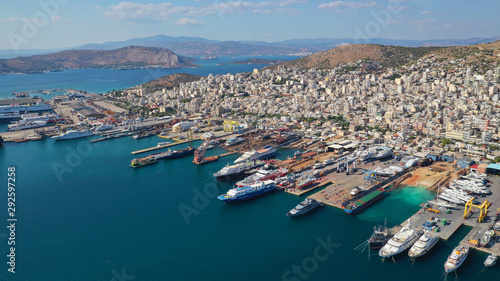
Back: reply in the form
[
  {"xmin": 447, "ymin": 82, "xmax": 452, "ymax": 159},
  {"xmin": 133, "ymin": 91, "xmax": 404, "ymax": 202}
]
[
  {"xmin": 368, "ymin": 220, "xmax": 391, "ymax": 250},
  {"xmin": 286, "ymin": 198, "xmax": 323, "ymax": 218},
  {"xmin": 193, "ymin": 140, "xmax": 219, "ymax": 165}
]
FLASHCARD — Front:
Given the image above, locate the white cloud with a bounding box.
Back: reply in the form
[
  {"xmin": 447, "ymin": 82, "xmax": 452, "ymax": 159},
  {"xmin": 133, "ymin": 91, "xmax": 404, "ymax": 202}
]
[
  {"xmin": 277, "ymin": 0, "xmax": 308, "ymax": 6},
  {"xmin": 388, "ymin": 5, "xmax": 408, "ymax": 11},
  {"xmin": 421, "ymin": 10, "xmax": 430, "ymax": 15},
  {"xmin": 175, "ymin": 17, "xmax": 203, "ymax": 26},
  {"xmin": 318, "ymin": 1, "xmax": 376, "ymax": 10},
  {"xmin": 51, "ymin": 15, "xmax": 70, "ymax": 23},
  {"xmin": 3, "ymin": 17, "xmax": 19, "ymax": 22}
]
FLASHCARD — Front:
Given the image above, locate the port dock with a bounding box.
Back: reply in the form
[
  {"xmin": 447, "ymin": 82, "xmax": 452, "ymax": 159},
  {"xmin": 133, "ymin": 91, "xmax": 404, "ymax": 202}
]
[{"xmin": 131, "ymin": 138, "xmax": 200, "ymax": 155}]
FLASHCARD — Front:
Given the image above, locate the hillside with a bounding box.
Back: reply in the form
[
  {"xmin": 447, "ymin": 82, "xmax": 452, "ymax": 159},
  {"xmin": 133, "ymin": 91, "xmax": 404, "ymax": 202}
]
[
  {"xmin": 141, "ymin": 73, "xmax": 203, "ymax": 92},
  {"xmin": 0, "ymin": 46, "xmax": 198, "ymax": 74},
  {"xmin": 275, "ymin": 44, "xmax": 443, "ymax": 70}
]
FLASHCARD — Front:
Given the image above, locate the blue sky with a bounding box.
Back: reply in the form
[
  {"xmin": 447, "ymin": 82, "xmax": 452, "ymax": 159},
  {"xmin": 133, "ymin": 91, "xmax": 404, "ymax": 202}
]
[{"xmin": 1, "ymin": 0, "xmax": 499, "ymax": 49}]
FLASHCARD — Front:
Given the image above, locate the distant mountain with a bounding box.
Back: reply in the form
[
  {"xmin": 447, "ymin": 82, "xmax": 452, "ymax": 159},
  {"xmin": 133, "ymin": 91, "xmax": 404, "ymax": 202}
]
[
  {"xmin": 0, "ymin": 46, "xmax": 198, "ymax": 74},
  {"xmin": 72, "ymin": 35, "xmax": 500, "ymax": 56},
  {"xmin": 217, "ymin": 58, "xmax": 287, "ymax": 65},
  {"xmin": 3, "ymin": 35, "xmax": 499, "ymax": 59},
  {"xmin": 141, "ymin": 73, "xmax": 203, "ymax": 92}
]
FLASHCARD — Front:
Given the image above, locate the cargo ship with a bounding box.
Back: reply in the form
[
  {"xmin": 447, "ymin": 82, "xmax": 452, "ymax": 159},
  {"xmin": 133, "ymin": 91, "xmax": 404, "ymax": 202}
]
[
  {"xmin": 130, "ymin": 156, "xmax": 158, "ymax": 168},
  {"xmin": 344, "ymin": 188, "xmax": 385, "ymax": 214}
]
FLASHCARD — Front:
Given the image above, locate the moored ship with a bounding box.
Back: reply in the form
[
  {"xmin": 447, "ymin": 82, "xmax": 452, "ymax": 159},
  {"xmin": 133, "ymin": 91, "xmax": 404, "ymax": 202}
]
[
  {"xmin": 213, "ymin": 160, "xmax": 265, "ymax": 180},
  {"xmin": 408, "ymin": 231, "xmax": 439, "ymax": 258},
  {"xmin": 368, "ymin": 221, "xmax": 391, "ymax": 250},
  {"xmin": 344, "ymin": 188, "xmax": 385, "ymax": 214},
  {"xmin": 217, "ymin": 180, "xmax": 275, "ymax": 202},
  {"xmin": 444, "ymin": 244, "xmax": 469, "ymax": 273},
  {"xmin": 130, "ymin": 156, "xmax": 158, "ymax": 168},
  {"xmin": 234, "ymin": 145, "xmax": 277, "ymax": 164},
  {"xmin": 286, "ymin": 198, "xmax": 322, "ymax": 217},
  {"xmin": 52, "ymin": 130, "xmax": 95, "ymax": 140},
  {"xmin": 379, "ymin": 220, "xmax": 422, "ymax": 258}
]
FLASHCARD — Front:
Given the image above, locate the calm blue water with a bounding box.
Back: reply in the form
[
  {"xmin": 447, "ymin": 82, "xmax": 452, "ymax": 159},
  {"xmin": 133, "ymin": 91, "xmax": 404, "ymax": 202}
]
[
  {"xmin": 0, "ymin": 62, "xmax": 498, "ymax": 280},
  {"xmin": 0, "ymin": 56, "xmax": 298, "ymax": 98}
]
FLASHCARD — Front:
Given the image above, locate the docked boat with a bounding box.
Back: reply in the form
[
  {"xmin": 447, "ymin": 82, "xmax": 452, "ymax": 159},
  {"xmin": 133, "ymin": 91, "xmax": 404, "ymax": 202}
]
[
  {"xmin": 368, "ymin": 222, "xmax": 391, "ymax": 250},
  {"xmin": 344, "ymin": 188, "xmax": 385, "ymax": 214},
  {"xmin": 379, "ymin": 220, "xmax": 422, "ymax": 258},
  {"xmin": 375, "ymin": 148, "xmax": 393, "ymax": 160},
  {"xmin": 484, "ymin": 254, "xmax": 498, "ymax": 267},
  {"xmin": 494, "ymin": 221, "xmax": 500, "ymax": 231},
  {"xmin": 408, "ymin": 231, "xmax": 439, "ymax": 258},
  {"xmin": 156, "ymin": 146, "xmax": 195, "ymax": 160},
  {"xmin": 7, "ymin": 120, "xmax": 47, "ymax": 131},
  {"xmin": 157, "ymin": 142, "xmax": 169, "ymax": 147},
  {"xmin": 322, "ymin": 158, "xmax": 335, "ymax": 166},
  {"xmin": 21, "ymin": 113, "xmax": 63, "ymax": 123},
  {"xmin": 95, "ymin": 124, "xmax": 115, "ymax": 131},
  {"xmin": 235, "ymin": 170, "xmax": 272, "ymax": 187},
  {"xmin": 225, "ymin": 137, "xmax": 245, "ymax": 146},
  {"xmin": 213, "ymin": 160, "xmax": 265, "ymax": 180},
  {"xmin": 358, "ymin": 150, "xmax": 375, "ymax": 162},
  {"xmin": 0, "ymin": 113, "xmax": 22, "ymax": 123},
  {"xmin": 52, "ymin": 130, "xmax": 94, "ymax": 140},
  {"xmin": 427, "ymin": 199, "xmax": 457, "ymax": 209},
  {"xmin": 234, "ymin": 145, "xmax": 276, "ymax": 164},
  {"xmin": 217, "ymin": 180, "xmax": 275, "ymax": 202},
  {"xmin": 0, "ymin": 102, "xmax": 52, "ymax": 114},
  {"xmin": 444, "ymin": 244, "xmax": 469, "ymax": 273},
  {"xmin": 130, "ymin": 156, "xmax": 158, "ymax": 168},
  {"xmin": 287, "ymin": 198, "xmax": 323, "ymax": 217},
  {"xmin": 480, "ymin": 230, "xmax": 495, "ymax": 247},
  {"xmin": 295, "ymin": 176, "xmax": 315, "ymax": 189}
]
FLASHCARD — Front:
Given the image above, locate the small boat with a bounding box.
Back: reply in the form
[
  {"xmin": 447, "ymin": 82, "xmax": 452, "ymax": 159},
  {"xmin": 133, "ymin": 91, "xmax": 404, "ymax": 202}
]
[
  {"xmin": 494, "ymin": 221, "xmax": 500, "ymax": 231},
  {"xmin": 480, "ymin": 230, "xmax": 495, "ymax": 247},
  {"xmin": 484, "ymin": 254, "xmax": 498, "ymax": 267},
  {"xmin": 294, "ymin": 150, "xmax": 303, "ymax": 156},
  {"xmin": 157, "ymin": 142, "xmax": 169, "ymax": 147},
  {"xmin": 444, "ymin": 244, "xmax": 469, "ymax": 273},
  {"xmin": 286, "ymin": 198, "xmax": 323, "ymax": 217}
]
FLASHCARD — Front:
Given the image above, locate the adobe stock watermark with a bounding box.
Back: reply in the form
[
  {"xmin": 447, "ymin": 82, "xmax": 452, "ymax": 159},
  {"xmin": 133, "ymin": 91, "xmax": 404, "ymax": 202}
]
[
  {"xmin": 8, "ymin": 0, "xmax": 70, "ymax": 51},
  {"xmin": 51, "ymin": 140, "xmax": 92, "ymax": 182},
  {"xmin": 282, "ymin": 235, "xmax": 340, "ymax": 281},
  {"xmin": 110, "ymin": 267, "xmax": 135, "ymax": 281},
  {"xmin": 354, "ymin": 1, "xmax": 404, "ymax": 43},
  {"xmin": 178, "ymin": 179, "xmax": 219, "ymax": 225}
]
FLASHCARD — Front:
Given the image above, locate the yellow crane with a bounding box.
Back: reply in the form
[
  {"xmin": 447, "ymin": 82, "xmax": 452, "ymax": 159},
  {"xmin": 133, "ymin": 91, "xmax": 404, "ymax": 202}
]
[{"xmin": 463, "ymin": 198, "xmax": 491, "ymax": 223}]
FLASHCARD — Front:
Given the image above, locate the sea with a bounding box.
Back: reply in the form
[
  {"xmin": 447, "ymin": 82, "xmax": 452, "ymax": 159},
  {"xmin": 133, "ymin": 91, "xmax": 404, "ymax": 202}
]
[{"xmin": 0, "ymin": 57, "xmax": 498, "ymax": 281}]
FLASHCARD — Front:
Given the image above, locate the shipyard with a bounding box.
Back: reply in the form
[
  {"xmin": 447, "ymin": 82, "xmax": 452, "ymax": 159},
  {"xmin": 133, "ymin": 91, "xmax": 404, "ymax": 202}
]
[{"xmin": 2, "ymin": 44, "xmax": 500, "ymax": 276}]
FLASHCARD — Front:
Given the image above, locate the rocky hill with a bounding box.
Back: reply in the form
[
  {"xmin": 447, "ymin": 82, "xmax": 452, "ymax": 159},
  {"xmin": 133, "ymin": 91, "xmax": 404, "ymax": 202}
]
[
  {"xmin": 141, "ymin": 73, "xmax": 203, "ymax": 92},
  {"xmin": 0, "ymin": 46, "xmax": 198, "ymax": 74},
  {"xmin": 269, "ymin": 40, "xmax": 500, "ymax": 72},
  {"xmin": 275, "ymin": 44, "xmax": 443, "ymax": 70}
]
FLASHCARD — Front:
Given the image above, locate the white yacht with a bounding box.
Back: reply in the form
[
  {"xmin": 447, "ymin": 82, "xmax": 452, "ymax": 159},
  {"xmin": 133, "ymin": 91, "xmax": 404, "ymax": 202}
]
[
  {"xmin": 287, "ymin": 198, "xmax": 323, "ymax": 217},
  {"xmin": 358, "ymin": 150, "xmax": 375, "ymax": 162},
  {"xmin": 52, "ymin": 130, "xmax": 94, "ymax": 141},
  {"xmin": 234, "ymin": 145, "xmax": 276, "ymax": 164},
  {"xmin": 379, "ymin": 220, "xmax": 422, "ymax": 258},
  {"xmin": 484, "ymin": 254, "xmax": 498, "ymax": 267},
  {"xmin": 444, "ymin": 244, "xmax": 469, "ymax": 273},
  {"xmin": 225, "ymin": 137, "xmax": 245, "ymax": 146},
  {"xmin": 7, "ymin": 120, "xmax": 47, "ymax": 131},
  {"xmin": 95, "ymin": 124, "xmax": 115, "ymax": 131},
  {"xmin": 375, "ymin": 148, "xmax": 393, "ymax": 160},
  {"xmin": 213, "ymin": 160, "xmax": 265, "ymax": 180},
  {"xmin": 408, "ymin": 231, "xmax": 439, "ymax": 258}
]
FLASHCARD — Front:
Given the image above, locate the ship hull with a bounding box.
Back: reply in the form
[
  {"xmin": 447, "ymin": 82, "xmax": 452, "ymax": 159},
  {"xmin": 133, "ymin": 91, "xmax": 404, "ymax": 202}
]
[
  {"xmin": 344, "ymin": 192, "xmax": 384, "ymax": 214},
  {"xmin": 218, "ymin": 187, "xmax": 275, "ymax": 202}
]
